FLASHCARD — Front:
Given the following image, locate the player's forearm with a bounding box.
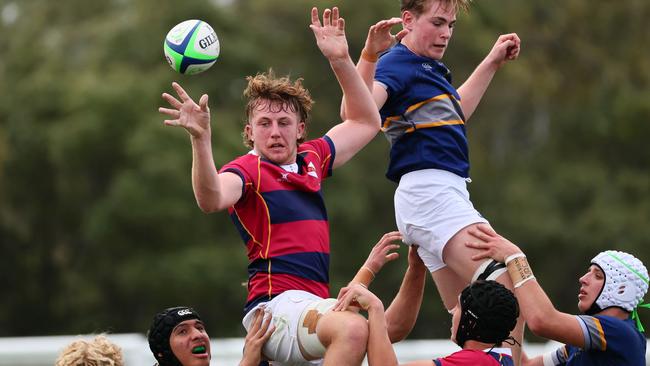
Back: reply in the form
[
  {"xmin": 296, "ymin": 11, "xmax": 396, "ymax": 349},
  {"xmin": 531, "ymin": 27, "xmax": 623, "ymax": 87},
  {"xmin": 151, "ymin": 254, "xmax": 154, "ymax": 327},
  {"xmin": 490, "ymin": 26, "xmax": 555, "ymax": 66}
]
[
  {"xmin": 340, "ymin": 57, "xmax": 377, "ymax": 120},
  {"xmin": 330, "ymin": 57, "xmax": 380, "ymax": 128},
  {"xmin": 457, "ymin": 59, "xmax": 499, "ymax": 121},
  {"xmin": 190, "ymin": 136, "xmax": 224, "ymax": 213},
  {"xmin": 506, "ymin": 255, "xmax": 565, "ymax": 340},
  {"xmin": 367, "ymin": 306, "xmax": 399, "ymax": 366},
  {"xmin": 385, "ymin": 264, "xmax": 427, "ymax": 342}
]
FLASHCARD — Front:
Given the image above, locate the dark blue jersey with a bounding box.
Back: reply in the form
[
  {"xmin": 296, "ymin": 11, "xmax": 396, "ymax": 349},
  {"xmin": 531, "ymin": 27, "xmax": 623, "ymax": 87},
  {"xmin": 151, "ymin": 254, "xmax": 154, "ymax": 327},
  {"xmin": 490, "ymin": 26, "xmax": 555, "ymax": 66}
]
[
  {"xmin": 549, "ymin": 315, "xmax": 646, "ymax": 365},
  {"xmin": 375, "ymin": 43, "xmax": 469, "ymax": 182}
]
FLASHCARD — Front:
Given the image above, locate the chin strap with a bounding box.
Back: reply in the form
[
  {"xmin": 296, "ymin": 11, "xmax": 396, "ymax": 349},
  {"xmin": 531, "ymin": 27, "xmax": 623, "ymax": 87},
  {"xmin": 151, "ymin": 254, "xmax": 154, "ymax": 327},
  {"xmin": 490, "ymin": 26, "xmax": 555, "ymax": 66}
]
[{"xmin": 632, "ymin": 302, "xmax": 650, "ymax": 332}]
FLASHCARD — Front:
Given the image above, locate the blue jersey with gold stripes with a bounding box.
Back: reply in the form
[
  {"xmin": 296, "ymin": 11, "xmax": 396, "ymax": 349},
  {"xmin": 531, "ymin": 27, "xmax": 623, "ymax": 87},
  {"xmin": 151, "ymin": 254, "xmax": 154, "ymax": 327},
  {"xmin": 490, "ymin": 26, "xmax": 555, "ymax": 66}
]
[
  {"xmin": 375, "ymin": 43, "xmax": 468, "ymax": 182},
  {"xmin": 549, "ymin": 315, "xmax": 646, "ymax": 365}
]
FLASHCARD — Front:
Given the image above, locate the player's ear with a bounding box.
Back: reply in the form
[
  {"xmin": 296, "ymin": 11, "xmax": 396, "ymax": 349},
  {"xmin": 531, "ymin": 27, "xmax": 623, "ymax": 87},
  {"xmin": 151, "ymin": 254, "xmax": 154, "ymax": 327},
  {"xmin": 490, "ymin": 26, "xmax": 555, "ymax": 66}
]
[
  {"xmin": 402, "ymin": 10, "xmax": 415, "ymax": 31},
  {"xmin": 245, "ymin": 123, "xmax": 254, "ymax": 143},
  {"xmin": 297, "ymin": 121, "xmax": 305, "ymax": 140}
]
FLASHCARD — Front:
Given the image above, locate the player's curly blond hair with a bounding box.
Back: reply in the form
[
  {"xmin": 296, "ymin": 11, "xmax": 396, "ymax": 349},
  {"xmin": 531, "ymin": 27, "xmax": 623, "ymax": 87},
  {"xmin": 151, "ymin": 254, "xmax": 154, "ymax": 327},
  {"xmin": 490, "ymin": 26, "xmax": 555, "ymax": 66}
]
[
  {"xmin": 242, "ymin": 69, "xmax": 314, "ymax": 148},
  {"xmin": 55, "ymin": 335, "xmax": 123, "ymax": 366},
  {"xmin": 401, "ymin": 0, "xmax": 471, "ymax": 14}
]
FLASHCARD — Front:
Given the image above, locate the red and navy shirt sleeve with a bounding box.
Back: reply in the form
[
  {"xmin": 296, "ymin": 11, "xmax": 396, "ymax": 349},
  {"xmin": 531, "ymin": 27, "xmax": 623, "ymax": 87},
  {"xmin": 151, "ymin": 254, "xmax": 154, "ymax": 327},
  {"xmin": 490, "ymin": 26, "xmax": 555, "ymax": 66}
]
[
  {"xmin": 219, "ymin": 155, "xmax": 255, "ymax": 200},
  {"xmin": 300, "ymin": 136, "xmax": 336, "ymax": 179}
]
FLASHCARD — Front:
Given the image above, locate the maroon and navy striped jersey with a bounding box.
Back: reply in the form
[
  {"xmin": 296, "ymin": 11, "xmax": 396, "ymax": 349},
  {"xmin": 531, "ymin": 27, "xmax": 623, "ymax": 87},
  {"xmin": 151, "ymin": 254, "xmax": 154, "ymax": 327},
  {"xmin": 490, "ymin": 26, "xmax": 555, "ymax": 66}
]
[{"xmin": 220, "ymin": 137, "xmax": 336, "ymax": 312}]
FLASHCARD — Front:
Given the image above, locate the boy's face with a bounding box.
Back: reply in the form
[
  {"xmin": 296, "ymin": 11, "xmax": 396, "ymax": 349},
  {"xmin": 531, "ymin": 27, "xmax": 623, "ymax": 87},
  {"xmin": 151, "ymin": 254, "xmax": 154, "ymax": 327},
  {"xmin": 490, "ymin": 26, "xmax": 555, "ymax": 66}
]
[
  {"xmin": 578, "ymin": 265, "xmax": 606, "ymax": 313},
  {"xmin": 169, "ymin": 319, "xmax": 211, "ymax": 366},
  {"xmin": 403, "ymin": 0, "xmax": 457, "ymax": 60},
  {"xmin": 246, "ymin": 99, "xmax": 305, "ymax": 165}
]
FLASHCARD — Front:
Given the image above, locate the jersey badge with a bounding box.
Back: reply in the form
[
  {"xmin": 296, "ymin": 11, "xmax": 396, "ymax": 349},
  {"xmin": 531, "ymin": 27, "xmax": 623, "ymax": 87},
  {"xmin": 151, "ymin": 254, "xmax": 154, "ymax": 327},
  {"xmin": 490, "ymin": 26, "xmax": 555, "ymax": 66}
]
[{"xmin": 307, "ymin": 162, "xmax": 319, "ymax": 178}]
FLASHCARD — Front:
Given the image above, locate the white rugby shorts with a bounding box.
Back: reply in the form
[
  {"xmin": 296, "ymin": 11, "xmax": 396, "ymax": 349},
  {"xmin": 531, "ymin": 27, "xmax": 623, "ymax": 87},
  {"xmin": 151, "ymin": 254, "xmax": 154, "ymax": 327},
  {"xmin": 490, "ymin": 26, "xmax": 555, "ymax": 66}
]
[
  {"xmin": 242, "ymin": 290, "xmax": 332, "ymax": 366},
  {"xmin": 395, "ymin": 169, "xmax": 488, "ymax": 272}
]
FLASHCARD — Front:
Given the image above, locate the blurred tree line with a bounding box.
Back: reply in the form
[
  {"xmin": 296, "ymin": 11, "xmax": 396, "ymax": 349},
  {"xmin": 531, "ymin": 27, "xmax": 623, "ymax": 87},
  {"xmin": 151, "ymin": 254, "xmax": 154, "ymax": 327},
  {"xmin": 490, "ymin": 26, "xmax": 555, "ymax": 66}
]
[{"xmin": 1, "ymin": 0, "xmax": 649, "ymax": 341}]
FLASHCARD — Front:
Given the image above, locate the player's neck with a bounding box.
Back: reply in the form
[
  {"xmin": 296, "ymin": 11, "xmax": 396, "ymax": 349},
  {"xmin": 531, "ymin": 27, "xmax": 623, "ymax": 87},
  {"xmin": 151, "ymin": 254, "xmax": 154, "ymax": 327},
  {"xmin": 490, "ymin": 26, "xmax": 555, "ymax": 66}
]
[
  {"xmin": 462, "ymin": 339, "xmax": 498, "ymax": 351},
  {"xmin": 597, "ymin": 306, "xmax": 630, "ymax": 320},
  {"xmin": 401, "ymin": 37, "xmax": 422, "ymax": 58}
]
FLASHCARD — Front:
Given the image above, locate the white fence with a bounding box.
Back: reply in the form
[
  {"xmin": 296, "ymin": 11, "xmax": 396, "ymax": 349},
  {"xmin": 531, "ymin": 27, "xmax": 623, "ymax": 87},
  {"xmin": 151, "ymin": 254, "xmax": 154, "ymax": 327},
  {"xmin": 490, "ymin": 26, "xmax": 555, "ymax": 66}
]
[{"xmin": 0, "ymin": 334, "xmax": 647, "ymax": 365}]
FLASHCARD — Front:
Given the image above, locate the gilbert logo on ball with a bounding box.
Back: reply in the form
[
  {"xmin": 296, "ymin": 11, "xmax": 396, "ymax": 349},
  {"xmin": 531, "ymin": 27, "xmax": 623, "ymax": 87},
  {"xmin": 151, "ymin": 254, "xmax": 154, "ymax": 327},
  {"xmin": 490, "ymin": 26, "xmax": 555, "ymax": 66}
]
[{"xmin": 164, "ymin": 20, "xmax": 220, "ymax": 75}]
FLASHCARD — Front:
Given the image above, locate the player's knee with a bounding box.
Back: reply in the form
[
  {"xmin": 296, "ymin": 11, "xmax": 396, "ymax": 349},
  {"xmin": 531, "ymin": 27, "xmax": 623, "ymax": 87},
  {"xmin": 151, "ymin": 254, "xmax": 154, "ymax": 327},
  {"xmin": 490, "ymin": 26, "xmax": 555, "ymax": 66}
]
[
  {"xmin": 333, "ymin": 312, "xmax": 368, "ymax": 348},
  {"xmin": 316, "ymin": 310, "xmax": 368, "ymax": 353}
]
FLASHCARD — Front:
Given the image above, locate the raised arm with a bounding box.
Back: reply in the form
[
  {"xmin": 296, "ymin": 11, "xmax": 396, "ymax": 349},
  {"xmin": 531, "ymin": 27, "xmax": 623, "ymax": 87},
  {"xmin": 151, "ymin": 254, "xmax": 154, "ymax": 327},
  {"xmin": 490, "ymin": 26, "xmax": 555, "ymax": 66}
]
[
  {"xmin": 309, "ymin": 7, "xmax": 381, "ymax": 169},
  {"xmin": 160, "ymin": 82, "xmax": 242, "ymax": 212},
  {"xmin": 339, "ymin": 18, "xmax": 407, "ymax": 120},
  {"xmin": 343, "ymin": 233, "xmax": 426, "ymax": 342},
  {"xmin": 465, "ymin": 225, "xmax": 585, "ymax": 347},
  {"xmin": 457, "ymin": 33, "xmax": 520, "ymax": 121},
  {"xmin": 385, "ymin": 246, "xmax": 427, "ymax": 342},
  {"xmin": 347, "ymin": 231, "xmax": 402, "ymax": 288}
]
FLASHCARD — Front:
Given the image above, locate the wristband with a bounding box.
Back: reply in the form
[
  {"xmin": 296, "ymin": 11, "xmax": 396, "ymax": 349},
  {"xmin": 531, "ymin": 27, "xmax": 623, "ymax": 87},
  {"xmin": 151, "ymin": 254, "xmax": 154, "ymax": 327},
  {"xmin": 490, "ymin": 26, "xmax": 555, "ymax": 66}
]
[
  {"xmin": 514, "ymin": 275, "xmax": 536, "ymax": 289},
  {"xmin": 362, "ymin": 266, "xmax": 376, "ymax": 278},
  {"xmin": 505, "ymin": 252, "xmax": 526, "ymax": 265},
  {"xmin": 506, "ymin": 255, "xmax": 534, "ymax": 288},
  {"xmin": 351, "ymin": 266, "xmax": 375, "ymax": 287},
  {"xmin": 361, "ymin": 48, "xmax": 378, "ymax": 63}
]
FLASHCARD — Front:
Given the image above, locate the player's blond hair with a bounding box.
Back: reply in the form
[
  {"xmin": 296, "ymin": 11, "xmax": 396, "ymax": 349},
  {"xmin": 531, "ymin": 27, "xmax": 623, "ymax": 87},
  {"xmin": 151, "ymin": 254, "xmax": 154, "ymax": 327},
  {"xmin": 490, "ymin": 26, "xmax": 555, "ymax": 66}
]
[
  {"xmin": 400, "ymin": 0, "xmax": 471, "ymax": 15},
  {"xmin": 55, "ymin": 335, "xmax": 124, "ymax": 366},
  {"xmin": 242, "ymin": 69, "xmax": 314, "ymax": 148}
]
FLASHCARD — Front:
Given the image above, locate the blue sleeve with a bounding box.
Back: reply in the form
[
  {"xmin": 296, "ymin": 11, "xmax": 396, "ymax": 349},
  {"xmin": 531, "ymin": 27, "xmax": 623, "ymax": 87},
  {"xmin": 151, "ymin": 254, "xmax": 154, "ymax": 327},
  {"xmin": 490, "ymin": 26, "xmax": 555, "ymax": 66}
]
[
  {"xmin": 375, "ymin": 53, "xmax": 406, "ymax": 100},
  {"xmin": 575, "ymin": 315, "xmax": 611, "ymax": 351},
  {"xmin": 551, "ymin": 345, "xmax": 570, "ymax": 365}
]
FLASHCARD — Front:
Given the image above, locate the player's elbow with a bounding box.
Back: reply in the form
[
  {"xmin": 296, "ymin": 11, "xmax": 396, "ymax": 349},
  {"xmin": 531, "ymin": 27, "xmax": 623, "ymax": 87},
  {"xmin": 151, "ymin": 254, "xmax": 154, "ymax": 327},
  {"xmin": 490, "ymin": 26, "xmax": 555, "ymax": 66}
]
[
  {"xmin": 387, "ymin": 324, "xmax": 410, "ymax": 343},
  {"xmin": 526, "ymin": 314, "xmax": 545, "ymax": 335},
  {"xmin": 526, "ymin": 311, "xmax": 558, "ymax": 338},
  {"xmin": 368, "ymin": 112, "xmax": 382, "ymax": 130},
  {"xmin": 385, "ymin": 313, "xmax": 415, "ymax": 342},
  {"xmin": 196, "ymin": 198, "xmax": 222, "ymax": 213},
  {"xmin": 348, "ymin": 107, "xmax": 381, "ymax": 129},
  {"xmin": 197, "ymin": 203, "xmax": 218, "ymax": 214}
]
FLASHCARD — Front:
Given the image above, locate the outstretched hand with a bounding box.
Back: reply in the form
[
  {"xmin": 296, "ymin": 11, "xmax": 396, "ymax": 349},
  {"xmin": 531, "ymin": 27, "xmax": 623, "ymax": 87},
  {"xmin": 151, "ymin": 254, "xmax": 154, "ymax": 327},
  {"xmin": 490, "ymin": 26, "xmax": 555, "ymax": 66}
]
[
  {"xmin": 484, "ymin": 33, "xmax": 521, "ymax": 68},
  {"xmin": 240, "ymin": 308, "xmax": 274, "ymax": 366},
  {"xmin": 159, "ymin": 82, "xmax": 211, "ymax": 139},
  {"xmin": 465, "ymin": 224, "xmax": 523, "ymax": 263},
  {"xmin": 363, "ymin": 231, "xmax": 402, "ymax": 277},
  {"xmin": 364, "ymin": 18, "xmax": 409, "ymax": 56},
  {"xmin": 309, "ymin": 7, "xmax": 349, "ymax": 62}
]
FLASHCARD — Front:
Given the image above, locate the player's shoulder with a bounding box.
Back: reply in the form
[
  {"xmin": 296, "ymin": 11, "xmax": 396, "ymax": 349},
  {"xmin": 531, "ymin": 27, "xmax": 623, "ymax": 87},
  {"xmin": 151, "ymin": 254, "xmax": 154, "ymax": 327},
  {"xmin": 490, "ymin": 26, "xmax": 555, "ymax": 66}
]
[
  {"xmin": 377, "ymin": 45, "xmax": 417, "ymax": 82},
  {"xmin": 227, "ymin": 152, "xmax": 257, "ymax": 164},
  {"xmin": 299, "ymin": 137, "xmax": 333, "ymax": 156},
  {"xmin": 581, "ymin": 314, "xmax": 629, "ymax": 326},
  {"xmin": 221, "ymin": 152, "xmax": 259, "ymax": 175}
]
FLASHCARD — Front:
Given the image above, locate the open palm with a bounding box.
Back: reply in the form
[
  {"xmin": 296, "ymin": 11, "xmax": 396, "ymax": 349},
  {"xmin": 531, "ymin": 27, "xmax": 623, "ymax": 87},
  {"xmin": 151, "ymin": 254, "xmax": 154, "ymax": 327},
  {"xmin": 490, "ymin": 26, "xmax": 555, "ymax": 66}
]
[
  {"xmin": 310, "ymin": 7, "xmax": 349, "ymax": 61},
  {"xmin": 159, "ymin": 82, "xmax": 211, "ymax": 139}
]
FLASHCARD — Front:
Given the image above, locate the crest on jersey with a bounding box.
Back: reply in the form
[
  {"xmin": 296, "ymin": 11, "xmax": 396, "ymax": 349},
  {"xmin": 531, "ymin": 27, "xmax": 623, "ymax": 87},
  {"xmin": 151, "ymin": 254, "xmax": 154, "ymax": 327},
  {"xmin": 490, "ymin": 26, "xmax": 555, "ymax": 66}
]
[
  {"xmin": 307, "ymin": 162, "xmax": 318, "ymax": 178},
  {"xmin": 278, "ymin": 172, "xmax": 290, "ymax": 182}
]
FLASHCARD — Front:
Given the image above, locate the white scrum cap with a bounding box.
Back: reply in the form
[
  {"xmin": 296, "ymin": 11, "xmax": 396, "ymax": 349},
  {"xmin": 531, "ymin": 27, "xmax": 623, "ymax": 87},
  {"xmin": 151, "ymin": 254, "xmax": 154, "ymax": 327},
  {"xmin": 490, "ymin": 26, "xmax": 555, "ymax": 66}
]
[{"xmin": 590, "ymin": 250, "xmax": 649, "ymax": 312}]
